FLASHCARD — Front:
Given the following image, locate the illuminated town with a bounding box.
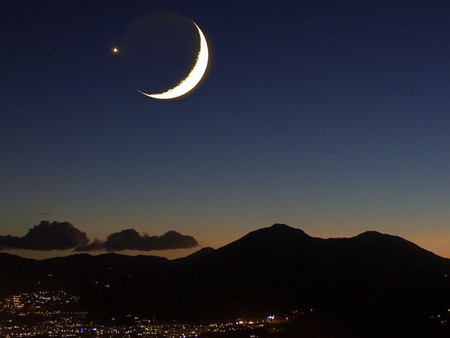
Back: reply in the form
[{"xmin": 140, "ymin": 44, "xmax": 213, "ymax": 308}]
[{"xmin": 0, "ymin": 290, "xmax": 300, "ymax": 337}]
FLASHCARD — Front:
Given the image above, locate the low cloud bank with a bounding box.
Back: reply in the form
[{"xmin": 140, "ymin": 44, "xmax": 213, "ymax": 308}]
[
  {"xmin": 0, "ymin": 221, "xmax": 88, "ymax": 251},
  {"xmin": 0, "ymin": 221, "xmax": 198, "ymax": 252},
  {"xmin": 76, "ymin": 229, "xmax": 198, "ymax": 252}
]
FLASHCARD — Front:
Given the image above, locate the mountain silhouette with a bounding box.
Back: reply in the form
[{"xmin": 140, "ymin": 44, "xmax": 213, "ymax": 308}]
[{"xmin": 1, "ymin": 224, "xmax": 450, "ymax": 336}]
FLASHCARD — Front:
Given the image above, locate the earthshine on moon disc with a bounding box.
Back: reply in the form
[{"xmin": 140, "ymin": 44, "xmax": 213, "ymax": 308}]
[{"xmin": 138, "ymin": 21, "xmax": 209, "ymax": 100}]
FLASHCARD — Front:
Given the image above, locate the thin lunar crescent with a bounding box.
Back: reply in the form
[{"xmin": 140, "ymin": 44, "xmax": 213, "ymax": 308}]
[{"xmin": 138, "ymin": 22, "xmax": 209, "ymax": 100}]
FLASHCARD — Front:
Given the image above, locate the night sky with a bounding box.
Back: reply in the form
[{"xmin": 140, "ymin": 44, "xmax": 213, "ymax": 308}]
[{"xmin": 1, "ymin": 0, "xmax": 449, "ymax": 259}]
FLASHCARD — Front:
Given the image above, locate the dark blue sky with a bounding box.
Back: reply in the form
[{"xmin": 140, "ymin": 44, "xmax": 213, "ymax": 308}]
[{"xmin": 1, "ymin": 0, "xmax": 450, "ymax": 258}]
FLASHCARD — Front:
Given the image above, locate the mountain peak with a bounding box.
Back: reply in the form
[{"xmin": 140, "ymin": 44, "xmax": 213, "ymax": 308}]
[
  {"xmin": 354, "ymin": 231, "xmax": 406, "ymax": 243},
  {"xmin": 356, "ymin": 230, "xmax": 385, "ymax": 238},
  {"xmin": 267, "ymin": 223, "xmax": 310, "ymax": 237},
  {"xmin": 238, "ymin": 224, "xmax": 311, "ymax": 244},
  {"xmin": 270, "ymin": 223, "xmax": 291, "ymax": 230}
]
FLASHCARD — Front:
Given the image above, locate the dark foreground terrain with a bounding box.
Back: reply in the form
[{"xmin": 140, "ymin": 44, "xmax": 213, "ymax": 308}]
[{"xmin": 2, "ymin": 224, "xmax": 450, "ymax": 337}]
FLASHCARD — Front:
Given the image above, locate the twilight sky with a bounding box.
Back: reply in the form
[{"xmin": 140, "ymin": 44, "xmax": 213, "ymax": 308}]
[{"xmin": 1, "ymin": 0, "xmax": 450, "ymax": 259}]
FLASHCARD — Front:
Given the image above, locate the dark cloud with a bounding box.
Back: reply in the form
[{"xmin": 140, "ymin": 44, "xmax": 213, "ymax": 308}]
[
  {"xmin": 78, "ymin": 229, "xmax": 198, "ymax": 252},
  {"xmin": 0, "ymin": 222, "xmax": 198, "ymax": 253},
  {"xmin": 0, "ymin": 221, "xmax": 89, "ymax": 251},
  {"xmin": 74, "ymin": 238, "xmax": 104, "ymax": 252}
]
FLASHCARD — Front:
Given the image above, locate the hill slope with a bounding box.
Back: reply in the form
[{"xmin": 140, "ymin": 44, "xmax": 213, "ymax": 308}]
[{"xmin": 1, "ymin": 224, "xmax": 450, "ymax": 335}]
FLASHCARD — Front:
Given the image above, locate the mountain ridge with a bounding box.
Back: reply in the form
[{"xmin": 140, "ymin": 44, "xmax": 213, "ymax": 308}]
[
  {"xmin": 1, "ymin": 223, "xmax": 450, "ymax": 336},
  {"xmin": 0, "ymin": 224, "xmax": 447, "ymax": 262}
]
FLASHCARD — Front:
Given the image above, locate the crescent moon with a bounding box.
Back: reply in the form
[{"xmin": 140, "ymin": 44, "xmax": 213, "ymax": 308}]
[{"xmin": 138, "ymin": 22, "xmax": 209, "ymax": 100}]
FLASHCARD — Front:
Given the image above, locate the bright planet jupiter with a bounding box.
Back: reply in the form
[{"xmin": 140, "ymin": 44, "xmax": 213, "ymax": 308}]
[{"xmin": 138, "ymin": 21, "xmax": 209, "ymax": 100}]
